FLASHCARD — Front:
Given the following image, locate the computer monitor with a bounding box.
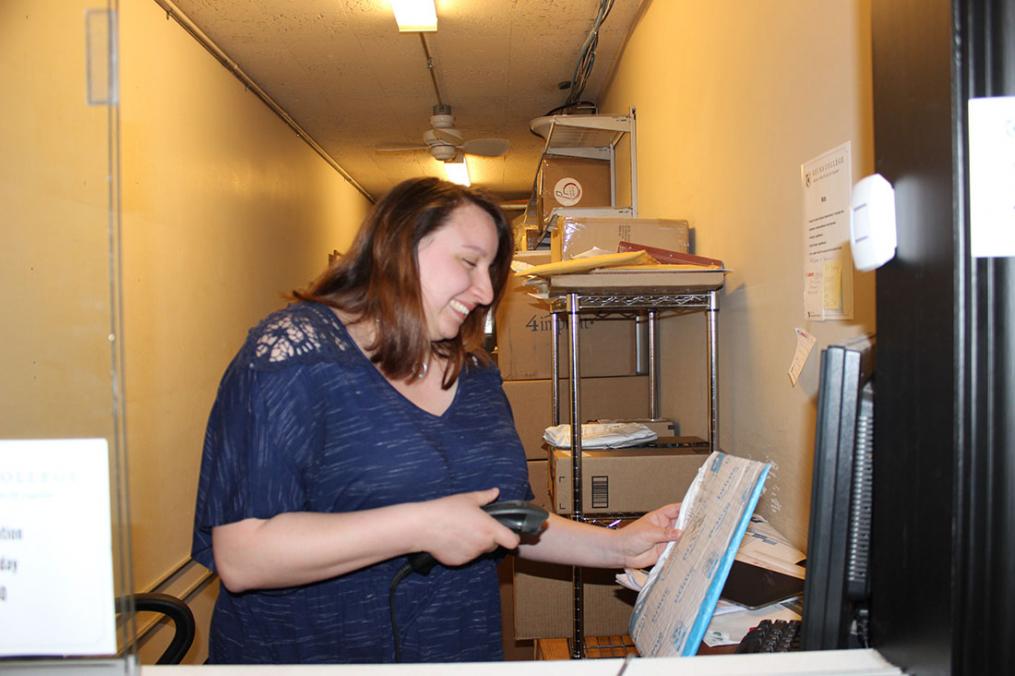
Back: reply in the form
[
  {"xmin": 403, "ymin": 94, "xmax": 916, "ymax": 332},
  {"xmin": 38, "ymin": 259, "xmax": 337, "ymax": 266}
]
[{"xmin": 800, "ymin": 341, "xmax": 875, "ymax": 650}]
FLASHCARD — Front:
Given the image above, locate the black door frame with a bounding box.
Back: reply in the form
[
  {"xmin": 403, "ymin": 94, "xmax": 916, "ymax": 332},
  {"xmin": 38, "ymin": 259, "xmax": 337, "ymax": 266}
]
[{"xmin": 870, "ymin": 1, "xmax": 1013, "ymax": 674}]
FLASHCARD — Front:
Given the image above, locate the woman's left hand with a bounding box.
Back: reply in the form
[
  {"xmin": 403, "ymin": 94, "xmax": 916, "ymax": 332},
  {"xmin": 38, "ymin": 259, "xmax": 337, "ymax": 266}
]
[{"xmin": 616, "ymin": 502, "xmax": 683, "ymax": 569}]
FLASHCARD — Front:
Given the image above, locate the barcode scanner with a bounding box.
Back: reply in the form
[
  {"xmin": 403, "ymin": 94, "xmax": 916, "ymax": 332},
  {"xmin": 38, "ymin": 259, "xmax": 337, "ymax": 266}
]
[{"xmin": 389, "ymin": 500, "xmax": 549, "ymax": 661}]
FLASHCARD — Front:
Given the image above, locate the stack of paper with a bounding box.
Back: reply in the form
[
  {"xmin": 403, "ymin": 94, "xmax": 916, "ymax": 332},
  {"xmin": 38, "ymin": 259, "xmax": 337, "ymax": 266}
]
[
  {"xmin": 735, "ymin": 514, "xmax": 806, "ymax": 579},
  {"xmin": 513, "ymin": 251, "xmax": 728, "ymax": 298},
  {"xmin": 543, "ymin": 422, "xmax": 658, "ymax": 449},
  {"xmin": 703, "ymin": 515, "xmax": 805, "ymax": 646}
]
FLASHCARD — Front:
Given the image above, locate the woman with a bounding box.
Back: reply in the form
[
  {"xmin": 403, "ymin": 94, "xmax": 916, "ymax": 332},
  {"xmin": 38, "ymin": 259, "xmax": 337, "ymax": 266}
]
[{"xmin": 192, "ymin": 177, "xmax": 681, "ymax": 664}]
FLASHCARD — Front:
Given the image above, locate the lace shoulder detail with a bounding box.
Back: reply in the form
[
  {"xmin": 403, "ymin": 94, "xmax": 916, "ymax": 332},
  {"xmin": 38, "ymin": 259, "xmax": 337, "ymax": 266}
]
[{"xmin": 244, "ymin": 303, "xmax": 350, "ymax": 368}]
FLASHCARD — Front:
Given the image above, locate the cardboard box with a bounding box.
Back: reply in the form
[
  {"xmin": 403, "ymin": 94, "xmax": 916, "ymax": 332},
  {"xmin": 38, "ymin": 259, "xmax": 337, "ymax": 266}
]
[
  {"xmin": 496, "ymin": 305, "xmax": 640, "ymax": 381},
  {"xmin": 513, "ymin": 526, "xmax": 638, "ymax": 640},
  {"xmin": 503, "ymin": 376, "xmax": 652, "ymax": 460},
  {"xmin": 549, "ymin": 446, "xmax": 709, "ymax": 515},
  {"xmin": 551, "ymin": 216, "xmax": 690, "ymax": 262},
  {"xmin": 538, "ymin": 156, "xmax": 612, "ymax": 223},
  {"xmin": 513, "ymin": 464, "xmax": 637, "ymax": 640},
  {"xmin": 495, "ymin": 256, "xmax": 642, "ymax": 380},
  {"xmin": 497, "ymin": 557, "xmax": 535, "ymax": 660},
  {"xmin": 526, "ymin": 459, "xmax": 551, "ymax": 513}
]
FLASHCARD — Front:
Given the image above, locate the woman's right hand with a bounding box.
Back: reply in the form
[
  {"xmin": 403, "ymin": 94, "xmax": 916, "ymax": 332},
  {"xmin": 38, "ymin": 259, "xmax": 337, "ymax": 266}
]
[{"xmin": 413, "ymin": 487, "xmax": 521, "ymax": 567}]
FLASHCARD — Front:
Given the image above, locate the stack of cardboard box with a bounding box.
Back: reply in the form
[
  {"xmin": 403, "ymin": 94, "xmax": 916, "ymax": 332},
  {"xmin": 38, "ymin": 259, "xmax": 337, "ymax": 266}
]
[{"xmin": 495, "ymin": 217, "xmax": 707, "ymax": 643}]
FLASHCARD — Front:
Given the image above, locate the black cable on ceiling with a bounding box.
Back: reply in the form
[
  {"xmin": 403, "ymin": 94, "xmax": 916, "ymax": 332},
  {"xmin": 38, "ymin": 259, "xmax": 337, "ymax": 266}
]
[
  {"xmin": 559, "ymin": 0, "xmax": 616, "ymax": 109},
  {"xmin": 543, "ymin": 101, "xmax": 598, "ymax": 118}
]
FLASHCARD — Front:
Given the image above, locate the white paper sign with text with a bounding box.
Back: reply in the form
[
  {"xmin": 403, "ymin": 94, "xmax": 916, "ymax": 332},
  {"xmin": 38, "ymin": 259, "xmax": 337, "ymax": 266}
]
[
  {"xmin": 802, "ymin": 143, "xmax": 855, "ymax": 321},
  {"xmin": 0, "ymin": 438, "xmax": 117, "ymax": 656}
]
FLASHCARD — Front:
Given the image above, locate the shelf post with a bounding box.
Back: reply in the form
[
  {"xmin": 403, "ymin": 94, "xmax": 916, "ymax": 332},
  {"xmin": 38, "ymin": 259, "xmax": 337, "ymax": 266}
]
[
  {"xmin": 551, "ymin": 311, "xmax": 561, "ymax": 426},
  {"xmin": 629, "ymin": 106, "xmax": 638, "ymax": 217},
  {"xmin": 566, "ymin": 292, "xmax": 585, "ymax": 659},
  {"xmin": 648, "ymin": 309, "xmax": 659, "ymax": 419},
  {"xmin": 707, "ymin": 290, "xmax": 720, "ymax": 452}
]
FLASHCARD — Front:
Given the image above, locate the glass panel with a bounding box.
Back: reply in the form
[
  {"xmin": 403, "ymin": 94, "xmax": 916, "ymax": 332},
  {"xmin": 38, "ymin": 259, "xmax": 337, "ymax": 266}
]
[{"xmin": 1, "ymin": 0, "xmax": 132, "ymax": 671}]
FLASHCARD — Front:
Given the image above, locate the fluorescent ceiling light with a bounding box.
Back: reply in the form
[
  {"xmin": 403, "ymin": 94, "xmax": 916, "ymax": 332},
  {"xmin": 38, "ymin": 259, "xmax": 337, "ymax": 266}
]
[
  {"xmin": 444, "ymin": 160, "xmax": 470, "ymax": 187},
  {"xmin": 391, "ymin": 0, "xmax": 438, "ymax": 32}
]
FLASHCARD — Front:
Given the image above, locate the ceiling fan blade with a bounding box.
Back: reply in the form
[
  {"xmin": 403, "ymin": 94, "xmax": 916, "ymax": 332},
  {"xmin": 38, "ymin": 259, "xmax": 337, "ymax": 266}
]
[
  {"xmin": 375, "ymin": 143, "xmax": 427, "ymax": 153},
  {"xmin": 462, "ymin": 137, "xmax": 510, "ymax": 157}
]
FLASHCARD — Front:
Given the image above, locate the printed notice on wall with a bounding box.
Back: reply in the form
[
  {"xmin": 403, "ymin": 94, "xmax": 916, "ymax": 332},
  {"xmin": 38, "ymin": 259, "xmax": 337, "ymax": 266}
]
[
  {"xmin": 0, "ymin": 439, "xmax": 117, "ymax": 656},
  {"xmin": 802, "ymin": 142, "xmax": 854, "ymax": 320}
]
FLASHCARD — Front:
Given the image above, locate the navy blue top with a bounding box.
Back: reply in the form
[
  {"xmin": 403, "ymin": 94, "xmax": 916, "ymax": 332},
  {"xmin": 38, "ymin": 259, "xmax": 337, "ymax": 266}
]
[{"xmin": 192, "ymin": 302, "xmax": 532, "ymax": 664}]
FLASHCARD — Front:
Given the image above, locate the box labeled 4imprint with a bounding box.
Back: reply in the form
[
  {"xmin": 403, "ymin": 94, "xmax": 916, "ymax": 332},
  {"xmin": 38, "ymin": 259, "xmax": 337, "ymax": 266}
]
[{"xmin": 495, "ymin": 252, "xmax": 641, "ymax": 380}]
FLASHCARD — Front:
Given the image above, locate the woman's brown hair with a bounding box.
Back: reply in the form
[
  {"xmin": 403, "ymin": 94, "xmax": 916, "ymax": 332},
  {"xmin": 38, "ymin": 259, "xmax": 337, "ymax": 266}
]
[{"xmin": 295, "ymin": 177, "xmax": 513, "ymax": 387}]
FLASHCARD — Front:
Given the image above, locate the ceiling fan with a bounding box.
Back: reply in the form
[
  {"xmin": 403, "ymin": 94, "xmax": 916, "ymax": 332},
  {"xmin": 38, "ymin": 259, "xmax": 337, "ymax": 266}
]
[{"xmin": 376, "ymin": 104, "xmax": 510, "ymax": 162}]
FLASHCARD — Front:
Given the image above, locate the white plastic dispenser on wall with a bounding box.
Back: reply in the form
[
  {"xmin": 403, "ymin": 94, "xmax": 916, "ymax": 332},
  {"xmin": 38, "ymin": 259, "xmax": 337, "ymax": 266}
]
[{"xmin": 849, "ymin": 173, "xmax": 897, "ymax": 271}]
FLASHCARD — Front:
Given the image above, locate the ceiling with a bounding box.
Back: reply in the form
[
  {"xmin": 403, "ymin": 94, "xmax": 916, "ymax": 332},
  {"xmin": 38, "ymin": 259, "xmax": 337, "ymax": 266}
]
[{"xmin": 164, "ymin": 0, "xmax": 646, "ymax": 203}]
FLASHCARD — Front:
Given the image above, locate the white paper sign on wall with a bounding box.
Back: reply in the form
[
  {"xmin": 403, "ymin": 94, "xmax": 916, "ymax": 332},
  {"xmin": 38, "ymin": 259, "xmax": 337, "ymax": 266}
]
[
  {"xmin": 969, "ymin": 96, "xmax": 1015, "ymax": 258},
  {"xmin": 0, "ymin": 438, "xmax": 117, "ymax": 656}
]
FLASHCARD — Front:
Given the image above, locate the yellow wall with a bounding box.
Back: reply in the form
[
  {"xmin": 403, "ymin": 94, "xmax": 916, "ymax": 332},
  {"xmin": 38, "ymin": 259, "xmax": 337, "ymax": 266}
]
[
  {"xmin": 601, "ymin": 0, "xmax": 876, "ymax": 546},
  {"xmin": 3, "ymin": 0, "xmax": 371, "ymax": 664}
]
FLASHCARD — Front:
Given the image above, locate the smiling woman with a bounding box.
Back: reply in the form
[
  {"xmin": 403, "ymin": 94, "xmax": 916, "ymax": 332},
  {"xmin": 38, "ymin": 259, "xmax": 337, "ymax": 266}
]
[
  {"xmin": 190, "ymin": 177, "xmax": 682, "ymax": 664},
  {"xmin": 191, "ymin": 178, "xmax": 528, "ymax": 663}
]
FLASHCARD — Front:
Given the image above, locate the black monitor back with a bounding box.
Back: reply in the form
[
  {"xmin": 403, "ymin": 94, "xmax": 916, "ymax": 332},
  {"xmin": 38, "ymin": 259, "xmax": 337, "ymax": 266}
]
[{"xmin": 801, "ymin": 343, "xmax": 874, "ymax": 650}]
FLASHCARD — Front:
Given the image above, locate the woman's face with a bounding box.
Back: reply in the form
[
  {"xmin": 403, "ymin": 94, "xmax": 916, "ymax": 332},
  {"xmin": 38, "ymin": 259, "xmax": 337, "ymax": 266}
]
[{"xmin": 416, "ymin": 203, "xmax": 499, "ymax": 342}]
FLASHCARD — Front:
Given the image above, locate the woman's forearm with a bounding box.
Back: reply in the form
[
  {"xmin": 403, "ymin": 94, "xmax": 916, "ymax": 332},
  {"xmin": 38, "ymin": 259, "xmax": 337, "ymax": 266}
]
[
  {"xmin": 212, "ymin": 504, "xmax": 423, "ymax": 592},
  {"xmin": 517, "ymin": 503, "xmax": 682, "ymax": 571},
  {"xmin": 516, "ymin": 513, "xmax": 627, "ymax": 567}
]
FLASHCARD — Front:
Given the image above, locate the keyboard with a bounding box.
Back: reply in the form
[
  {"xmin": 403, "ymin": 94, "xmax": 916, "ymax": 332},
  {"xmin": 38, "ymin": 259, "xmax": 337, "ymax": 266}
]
[{"xmin": 735, "ymin": 619, "xmax": 802, "ymax": 653}]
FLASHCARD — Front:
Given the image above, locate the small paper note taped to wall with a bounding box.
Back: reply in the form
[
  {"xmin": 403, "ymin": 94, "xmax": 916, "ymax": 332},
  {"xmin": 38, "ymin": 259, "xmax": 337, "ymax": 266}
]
[{"xmin": 788, "ymin": 328, "xmax": 817, "ymax": 386}]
